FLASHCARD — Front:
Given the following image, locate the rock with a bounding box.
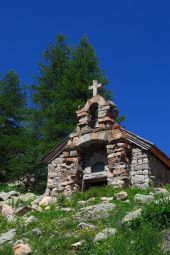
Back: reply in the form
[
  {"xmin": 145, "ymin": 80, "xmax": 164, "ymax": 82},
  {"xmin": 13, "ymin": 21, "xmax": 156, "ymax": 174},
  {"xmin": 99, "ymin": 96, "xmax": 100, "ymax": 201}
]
[
  {"xmin": 59, "ymin": 207, "xmax": 74, "ymax": 212},
  {"xmin": 134, "ymin": 194, "xmax": 154, "ymax": 204},
  {"xmin": 162, "ymin": 229, "xmax": 170, "ymax": 252},
  {"xmin": 0, "ymin": 190, "xmax": 19, "ymax": 202},
  {"xmin": 71, "ymin": 240, "xmax": 85, "ymax": 250},
  {"xmin": 39, "ymin": 196, "xmax": 53, "ymax": 206},
  {"xmin": 121, "ymin": 209, "xmax": 142, "ymax": 223},
  {"xmin": 154, "ymin": 188, "xmax": 169, "ymax": 196},
  {"xmin": 93, "ymin": 228, "xmax": 117, "ymax": 242},
  {"xmin": 77, "ymin": 222, "xmax": 96, "ymax": 230},
  {"xmin": 0, "ymin": 203, "xmax": 14, "ymax": 216},
  {"xmin": 31, "ymin": 195, "xmax": 44, "ymax": 206},
  {"xmin": 15, "ymin": 206, "xmax": 32, "ymax": 216},
  {"xmin": 6, "ymin": 214, "xmax": 16, "ymax": 222},
  {"xmin": 19, "ymin": 193, "xmax": 37, "ymax": 203},
  {"xmin": 0, "ymin": 203, "xmax": 16, "ymax": 222},
  {"xmin": 0, "ymin": 192, "xmax": 8, "ymax": 201},
  {"xmin": 76, "ymin": 203, "xmax": 117, "ymax": 222},
  {"xmin": 13, "ymin": 240, "xmax": 32, "ymax": 255},
  {"xmin": 7, "ymin": 190, "xmax": 20, "ymax": 198},
  {"xmin": 113, "ymin": 191, "xmax": 128, "ymax": 201},
  {"xmin": 45, "ymin": 206, "xmax": 51, "ymax": 210},
  {"xmin": 25, "ymin": 216, "xmax": 38, "ymax": 225},
  {"xmin": 101, "ymin": 197, "xmax": 113, "ymax": 203},
  {"xmin": 5, "ymin": 197, "xmax": 19, "ymax": 206},
  {"xmin": 78, "ymin": 197, "xmax": 95, "ymax": 206},
  {"xmin": 78, "ymin": 200, "xmax": 87, "ymax": 206},
  {"xmin": 32, "ymin": 228, "xmax": 42, "ymax": 236},
  {"xmin": 0, "ymin": 229, "xmax": 16, "ymax": 245}
]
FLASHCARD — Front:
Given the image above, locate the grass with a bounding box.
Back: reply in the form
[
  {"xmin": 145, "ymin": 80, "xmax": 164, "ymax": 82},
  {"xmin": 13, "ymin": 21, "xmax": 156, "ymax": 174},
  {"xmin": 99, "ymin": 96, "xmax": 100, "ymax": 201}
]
[{"xmin": 0, "ymin": 185, "xmax": 169, "ymax": 255}]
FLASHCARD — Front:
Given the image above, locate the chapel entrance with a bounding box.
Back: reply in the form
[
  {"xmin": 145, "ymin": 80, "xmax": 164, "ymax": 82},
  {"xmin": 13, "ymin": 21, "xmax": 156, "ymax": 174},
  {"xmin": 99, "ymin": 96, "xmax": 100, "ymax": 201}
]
[{"xmin": 77, "ymin": 141, "xmax": 109, "ymax": 191}]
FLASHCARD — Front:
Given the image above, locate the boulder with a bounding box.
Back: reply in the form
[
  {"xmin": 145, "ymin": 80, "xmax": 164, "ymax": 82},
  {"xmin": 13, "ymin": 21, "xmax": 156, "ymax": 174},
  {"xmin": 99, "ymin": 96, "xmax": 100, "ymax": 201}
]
[
  {"xmin": 7, "ymin": 191, "xmax": 20, "ymax": 198},
  {"xmin": 101, "ymin": 197, "xmax": 113, "ymax": 203},
  {"xmin": 13, "ymin": 240, "xmax": 32, "ymax": 255},
  {"xmin": 134, "ymin": 194, "xmax": 154, "ymax": 204},
  {"xmin": 15, "ymin": 206, "xmax": 32, "ymax": 216},
  {"xmin": 32, "ymin": 228, "xmax": 42, "ymax": 236},
  {"xmin": 59, "ymin": 207, "xmax": 74, "ymax": 213},
  {"xmin": 0, "ymin": 192, "xmax": 8, "ymax": 201},
  {"xmin": 71, "ymin": 240, "xmax": 85, "ymax": 250},
  {"xmin": 113, "ymin": 191, "xmax": 128, "ymax": 201},
  {"xmin": 162, "ymin": 229, "xmax": 170, "ymax": 252},
  {"xmin": 39, "ymin": 196, "xmax": 54, "ymax": 206},
  {"xmin": 25, "ymin": 216, "xmax": 38, "ymax": 225},
  {"xmin": 78, "ymin": 197, "xmax": 95, "ymax": 206},
  {"xmin": 0, "ymin": 229, "xmax": 16, "ymax": 245},
  {"xmin": 31, "ymin": 195, "xmax": 44, "ymax": 206},
  {"xmin": 93, "ymin": 228, "xmax": 117, "ymax": 242},
  {"xmin": 0, "ymin": 203, "xmax": 14, "ymax": 216},
  {"xmin": 121, "ymin": 208, "xmax": 142, "ymax": 223},
  {"xmin": 154, "ymin": 188, "xmax": 169, "ymax": 196},
  {"xmin": 76, "ymin": 203, "xmax": 117, "ymax": 222},
  {"xmin": 77, "ymin": 222, "xmax": 96, "ymax": 230},
  {"xmin": 19, "ymin": 193, "xmax": 37, "ymax": 203}
]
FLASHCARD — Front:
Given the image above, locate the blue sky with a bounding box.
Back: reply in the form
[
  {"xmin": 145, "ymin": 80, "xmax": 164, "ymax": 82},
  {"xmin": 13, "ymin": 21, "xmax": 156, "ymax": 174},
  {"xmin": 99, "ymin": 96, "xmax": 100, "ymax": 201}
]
[{"xmin": 0, "ymin": 1, "xmax": 170, "ymax": 156}]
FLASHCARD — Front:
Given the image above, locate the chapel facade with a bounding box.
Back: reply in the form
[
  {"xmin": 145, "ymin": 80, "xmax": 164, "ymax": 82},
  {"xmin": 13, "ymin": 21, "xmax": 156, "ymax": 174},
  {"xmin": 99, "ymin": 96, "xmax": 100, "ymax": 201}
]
[{"xmin": 43, "ymin": 80, "xmax": 170, "ymax": 197}]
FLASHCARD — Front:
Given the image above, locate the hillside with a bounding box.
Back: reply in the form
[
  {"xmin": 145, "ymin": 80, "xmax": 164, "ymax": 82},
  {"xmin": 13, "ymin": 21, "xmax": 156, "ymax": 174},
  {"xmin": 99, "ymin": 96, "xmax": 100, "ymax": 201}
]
[{"xmin": 0, "ymin": 185, "xmax": 170, "ymax": 255}]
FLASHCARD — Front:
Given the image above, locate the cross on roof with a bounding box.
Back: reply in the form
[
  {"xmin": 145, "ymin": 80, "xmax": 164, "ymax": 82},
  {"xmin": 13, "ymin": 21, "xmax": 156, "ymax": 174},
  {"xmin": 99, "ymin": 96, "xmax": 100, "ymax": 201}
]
[{"xmin": 89, "ymin": 80, "xmax": 102, "ymax": 97}]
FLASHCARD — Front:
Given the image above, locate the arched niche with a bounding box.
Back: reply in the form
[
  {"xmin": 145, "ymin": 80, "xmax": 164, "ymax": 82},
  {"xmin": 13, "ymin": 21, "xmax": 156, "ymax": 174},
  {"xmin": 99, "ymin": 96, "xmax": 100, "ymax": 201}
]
[{"xmin": 89, "ymin": 103, "xmax": 99, "ymax": 128}]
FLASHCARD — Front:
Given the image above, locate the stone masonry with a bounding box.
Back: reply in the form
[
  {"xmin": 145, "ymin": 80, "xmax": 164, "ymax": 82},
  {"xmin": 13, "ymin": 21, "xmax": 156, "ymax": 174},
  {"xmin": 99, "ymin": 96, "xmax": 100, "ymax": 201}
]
[{"xmin": 43, "ymin": 80, "xmax": 170, "ymax": 197}]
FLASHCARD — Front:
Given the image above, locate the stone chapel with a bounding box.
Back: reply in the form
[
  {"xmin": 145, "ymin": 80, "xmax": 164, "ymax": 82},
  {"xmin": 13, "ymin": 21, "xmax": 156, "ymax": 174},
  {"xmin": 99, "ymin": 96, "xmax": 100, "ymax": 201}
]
[{"xmin": 43, "ymin": 80, "xmax": 170, "ymax": 197}]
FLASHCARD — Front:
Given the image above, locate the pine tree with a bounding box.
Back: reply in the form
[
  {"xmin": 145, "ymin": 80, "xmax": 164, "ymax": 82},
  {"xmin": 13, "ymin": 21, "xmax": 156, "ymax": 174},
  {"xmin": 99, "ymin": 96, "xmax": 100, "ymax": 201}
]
[
  {"xmin": 33, "ymin": 35, "xmax": 110, "ymax": 154},
  {"xmin": 0, "ymin": 71, "xmax": 26, "ymax": 180}
]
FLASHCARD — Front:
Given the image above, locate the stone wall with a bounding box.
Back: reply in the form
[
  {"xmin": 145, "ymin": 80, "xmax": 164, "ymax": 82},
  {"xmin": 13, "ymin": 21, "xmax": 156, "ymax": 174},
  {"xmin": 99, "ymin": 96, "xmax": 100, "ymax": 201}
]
[
  {"xmin": 107, "ymin": 141, "xmax": 130, "ymax": 188},
  {"xmin": 130, "ymin": 147, "xmax": 150, "ymax": 189},
  {"xmin": 46, "ymin": 151, "xmax": 79, "ymax": 197},
  {"xmin": 148, "ymin": 153, "xmax": 170, "ymax": 186}
]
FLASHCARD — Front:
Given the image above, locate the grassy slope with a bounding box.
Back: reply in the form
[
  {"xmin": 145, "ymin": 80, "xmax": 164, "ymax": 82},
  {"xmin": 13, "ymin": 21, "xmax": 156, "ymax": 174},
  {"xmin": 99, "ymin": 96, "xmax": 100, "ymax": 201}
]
[{"xmin": 0, "ymin": 185, "xmax": 170, "ymax": 255}]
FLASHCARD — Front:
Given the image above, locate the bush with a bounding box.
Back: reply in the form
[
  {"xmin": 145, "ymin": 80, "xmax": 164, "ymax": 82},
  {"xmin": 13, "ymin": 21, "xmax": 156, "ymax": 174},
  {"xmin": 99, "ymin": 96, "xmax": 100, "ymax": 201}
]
[{"xmin": 131, "ymin": 198, "xmax": 170, "ymax": 230}]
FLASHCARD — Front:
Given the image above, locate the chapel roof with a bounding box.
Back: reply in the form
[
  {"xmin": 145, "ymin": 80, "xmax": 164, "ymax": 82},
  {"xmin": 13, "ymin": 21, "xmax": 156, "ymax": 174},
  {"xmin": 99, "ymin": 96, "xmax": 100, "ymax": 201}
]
[{"xmin": 42, "ymin": 128, "xmax": 170, "ymax": 167}]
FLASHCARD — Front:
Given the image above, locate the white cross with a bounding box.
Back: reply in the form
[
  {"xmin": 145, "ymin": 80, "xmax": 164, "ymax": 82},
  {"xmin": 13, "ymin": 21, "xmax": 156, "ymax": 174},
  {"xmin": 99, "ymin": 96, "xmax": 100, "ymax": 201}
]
[{"xmin": 89, "ymin": 80, "xmax": 102, "ymax": 97}]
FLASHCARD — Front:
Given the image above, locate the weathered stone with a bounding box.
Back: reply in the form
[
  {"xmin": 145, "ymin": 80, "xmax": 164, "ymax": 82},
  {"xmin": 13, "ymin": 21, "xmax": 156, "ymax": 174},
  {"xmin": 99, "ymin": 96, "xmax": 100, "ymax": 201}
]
[
  {"xmin": 25, "ymin": 216, "xmax": 38, "ymax": 225},
  {"xmin": 71, "ymin": 240, "xmax": 85, "ymax": 250},
  {"xmin": 121, "ymin": 209, "xmax": 142, "ymax": 223},
  {"xmin": 134, "ymin": 194, "xmax": 154, "ymax": 204},
  {"xmin": 77, "ymin": 222, "xmax": 96, "ymax": 230},
  {"xmin": 113, "ymin": 191, "xmax": 128, "ymax": 201},
  {"xmin": 31, "ymin": 195, "xmax": 44, "ymax": 206},
  {"xmin": 76, "ymin": 203, "xmax": 117, "ymax": 222},
  {"xmin": 93, "ymin": 228, "xmax": 117, "ymax": 242},
  {"xmin": 39, "ymin": 196, "xmax": 54, "ymax": 206},
  {"xmin": 154, "ymin": 188, "xmax": 169, "ymax": 195},
  {"xmin": 59, "ymin": 207, "xmax": 74, "ymax": 212},
  {"xmin": 162, "ymin": 229, "xmax": 170, "ymax": 252},
  {"xmin": 32, "ymin": 228, "xmax": 42, "ymax": 236},
  {"xmin": 0, "ymin": 192, "xmax": 8, "ymax": 201},
  {"xmin": 15, "ymin": 206, "xmax": 32, "ymax": 216},
  {"xmin": 101, "ymin": 197, "xmax": 113, "ymax": 203},
  {"xmin": 43, "ymin": 81, "xmax": 170, "ymax": 198},
  {"xmin": 7, "ymin": 190, "xmax": 20, "ymax": 198},
  {"xmin": 0, "ymin": 203, "xmax": 14, "ymax": 216},
  {"xmin": 0, "ymin": 229, "xmax": 16, "ymax": 245},
  {"xmin": 13, "ymin": 240, "xmax": 32, "ymax": 255},
  {"xmin": 19, "ymin": 193, "xmax": 37, "ymax": 203}
]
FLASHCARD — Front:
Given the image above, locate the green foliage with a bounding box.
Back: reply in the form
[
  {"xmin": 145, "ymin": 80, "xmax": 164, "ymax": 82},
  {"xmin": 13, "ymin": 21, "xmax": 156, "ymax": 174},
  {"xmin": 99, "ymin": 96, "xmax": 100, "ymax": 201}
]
[
  {"xmin": 132, "ymin": 197, "xmax": 170, "ymax": 230},
  {"xmin": 0, "ymin": 71, "xmax": 27, "ymax": 180},
  {"xmin": 32, "ymin": 35, "xmax": 110, "ymax": 155},
  {"xmin": 0, "ymin": 186, "xmax": 167, "ymax": 255}
]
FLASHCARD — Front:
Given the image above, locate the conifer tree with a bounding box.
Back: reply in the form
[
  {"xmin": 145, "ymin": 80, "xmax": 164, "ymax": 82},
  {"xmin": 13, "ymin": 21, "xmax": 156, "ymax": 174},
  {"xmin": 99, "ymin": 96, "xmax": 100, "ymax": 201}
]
[
  {"xmin": 33, "ymin": 35, "xmax": 109, "ymax": 154},
  {"xmin": 0, "ymin": 71, "xmax": 26, "ymax": 180}
]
